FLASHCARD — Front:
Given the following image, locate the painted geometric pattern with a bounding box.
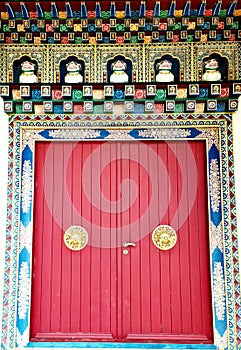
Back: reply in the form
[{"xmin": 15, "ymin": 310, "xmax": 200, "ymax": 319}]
[{"xmin": 1, "ymin": 113, "xmax": 239, "ymax": 350}]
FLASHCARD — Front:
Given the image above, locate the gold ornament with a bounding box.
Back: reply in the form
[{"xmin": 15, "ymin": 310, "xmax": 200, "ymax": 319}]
[
  {"xmin": 64, "ymin": 226, "xmax": 88, "ymax": 251},
  {"xmin": 152, "ymin": 225, "xmax": 177, "ymax": 250}
]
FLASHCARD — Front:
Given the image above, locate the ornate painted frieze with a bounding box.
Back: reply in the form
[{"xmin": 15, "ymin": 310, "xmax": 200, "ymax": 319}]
[
  {"xmin": 49, "ymin": 44, "xmax": 95, "ymax": 83},
  {"xmin": 138, "ymin": 127, "xmax": 191, "ymax": 138},
  {"xmin": 193, "ymin": 41, "xmax": 241, "ymax": 81},
  {"xmin": 1, "ymin": 44, "xmax": 48, "ymax": 83},
  {"xmin": 145, "ymin": 43, "xmax": 191, "ymax": 82},
  {"xmin": 20, "ymin": 160, "xmax": 32, "ymax": 214},
  {"xmin": 209, "ymin": 158, "xmax": 221, "ymax": 213},
  {"xmin": 0, "ymin": 42, "xmax": 240, "ymax": 91},
  {"xmin": 96, "ymin": 44, "xmax": 143, "ymax": 82},
  {"xmin": 48, "ymin": 128, "xmax": 101, "ymax": 139},
  {"xmin": 0, "ymin": 2, "xmax": 240, "ymax": 45}
]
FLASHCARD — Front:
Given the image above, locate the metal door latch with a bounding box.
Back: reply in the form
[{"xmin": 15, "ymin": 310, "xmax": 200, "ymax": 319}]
[{"xmin": 123, "ymin": 242, "xmax": 136, "ymax": 248}]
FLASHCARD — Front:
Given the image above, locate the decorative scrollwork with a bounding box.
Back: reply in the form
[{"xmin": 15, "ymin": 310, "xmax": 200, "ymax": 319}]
[
  {"xmin": 138, "ymin": 128, "xmax": 191, "ymax": 139},
  {"xmin": 106, "ymin": 129, "xmax": 134, "ymax": 139},
  {"xmin": 196, "ymin": 128, "xmax": 219, "ymax": 150},
  {"xmin": 49, "ymin": 129, "xmax": 101, "ymax": 139},
  {"xmin": 209, "ymin": 158, "xmax": 221, "ymax": 213},
  {"xmin": 22, "ymin": 130, "xmax": 45, "ymax": 151},
  {"xmin": 19, "ymin": 222, "xmax": 32, "ymax": 254},
  {"xmin": 213, "ymin": 262, "xmax": 226, "ymax": 321},
  {"xmin": 17, "ymin": 261, "xmax": 30, "ymax": 320},
  {"xmin": 21, "ymin": 160, "xmax": 32, "ymax": 214},
  {"xmin": 210, "ymin": 222, "xmax": 223, "ymax": 253},
  {"xmin": 214, "ymin": 329, "xmax": 228, "ymax": 350}
]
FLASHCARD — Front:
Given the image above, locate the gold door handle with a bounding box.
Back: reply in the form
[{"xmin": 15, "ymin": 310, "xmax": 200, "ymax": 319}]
[{"xmin": 123, "ymin": 242, "xmax": 136, "ymax": 248}]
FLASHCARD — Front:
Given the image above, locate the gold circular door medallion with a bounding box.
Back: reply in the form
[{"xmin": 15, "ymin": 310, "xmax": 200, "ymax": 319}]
[
  {"xmin": 152, "ymin": 225, "xmax": 177, "ymax": 250},
  {"xmin": 64, "ymin": 226, "xmax": 88, "ymax": 251}
]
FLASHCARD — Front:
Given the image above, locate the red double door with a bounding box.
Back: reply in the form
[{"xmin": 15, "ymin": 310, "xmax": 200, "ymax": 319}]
[{"xmin": 30, "ymin": 140, "xmax": 213, "ymax": 343}]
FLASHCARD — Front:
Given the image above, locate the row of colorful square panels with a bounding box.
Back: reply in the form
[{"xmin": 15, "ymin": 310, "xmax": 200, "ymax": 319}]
[
  {"xmin": 1, "ymin": 84, "xmax": 240, "ymax": 100},
  {"xmin": 2, "ymin": 30, "xmax": 240, "ymax": 44},
  {"xmin": 2, "ymin": 17, "xmax": 240, "ymax": 32},
  {"xmin": 3, "ymin": 99, "xmax": 238, "ymax": 114}
]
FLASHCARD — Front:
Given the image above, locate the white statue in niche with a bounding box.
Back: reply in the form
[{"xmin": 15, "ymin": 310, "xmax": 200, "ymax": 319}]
[
  {"xmin": 64, "ymin": 61, "xmax": 83, "ymax": 83},
  {"xmin": 202, "ymin": 59, "xmax": 221, "ymax": 81},
  {"xmin": 19, "ymin": 61, "xmax": 38, "ymax": 83},
  {"xmin": 110, "ymin": 60, "xmax": 129, "ymax": 83},
  {"xmin": 155, "ymin": 60, "xmax": 175, "ymax": 83}
]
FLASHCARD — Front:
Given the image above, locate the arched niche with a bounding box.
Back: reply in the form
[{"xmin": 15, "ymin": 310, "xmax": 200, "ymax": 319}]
[
  {"xmin": 202, "ymin": 53, "xmax": 228, "ymax": 81},
  {"xmin": 13, "ymin": 56, "xmax": 38, "ymax": 83},
  {"xmin": 59, "ymin": 56, "xmax": 85, "ymax": 84},
  {"xmin": 155, "ymin": 55, "xmax": 180, "ymax": 83},
  {"xmin": 107, "ymin": 55, "xmax": 133, "ymax": 83}
]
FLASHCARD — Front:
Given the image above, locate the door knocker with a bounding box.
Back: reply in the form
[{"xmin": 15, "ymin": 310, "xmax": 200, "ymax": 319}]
[
  {"xmin": 152, "ymin": 225, "xmax": 177, "ymax": 250},
  {"xmin": 64, "ymin": 225, "xmax": 88, "ymax": 251}
]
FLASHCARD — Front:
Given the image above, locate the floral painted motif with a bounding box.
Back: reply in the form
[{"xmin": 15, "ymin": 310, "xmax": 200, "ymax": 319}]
[
  {"xmin": 17, "ymin": 328, "xmax": 29, "ymax": 347},
  {"xmin": 213, "ymin": 262, "xmax": 226, "ymax": 321},
  {"xmin": 209, "ymin": 159, "xmax": 221, "ymax": 213},
  {"xmin": 210, "ymin": 222, "xmax": 223, "ymax": 253},
  {"xmin": 196, "ymin": 128, "xmax": 219, "ymax": 150},
  {"xmin": 106, "ymin": 129, "xmax": 134, "ymax": 139},
  {"xmin": 214, "ymin": 328, "xmax": 228, "ymax": 349},
  {"xmin": 17, "ymin": 262, "xmax": 30, "ymax": 320},
  {"xmin": 19, "ymin": 222, "xmax": 32, "ymax": 254},
  {"xmin": 21, "ymin": 160, "xmax": 32, "ymax": 214},
  {"xmin": 138, "ymin": 128, "xmax": 191, "ymax": 138},
  {"xmin": 22, "ymin": 130, "xmax": 45, "ymax": 152},
  {"xmin": 49, "ymin": 129, "xmax": 101, "ymax": 139}
]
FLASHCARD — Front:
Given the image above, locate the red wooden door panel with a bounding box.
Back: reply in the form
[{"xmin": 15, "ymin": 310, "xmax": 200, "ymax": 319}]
[{"xmin": 30, "ymin": 140, "xmax": 213, "ymax": 343}]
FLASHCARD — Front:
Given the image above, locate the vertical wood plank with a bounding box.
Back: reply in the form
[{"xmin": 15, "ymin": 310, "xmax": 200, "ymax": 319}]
[
  {"xmin": 121, "ymin": 143, "xmax": 131, "ymax": 340},
  {"xmin": 50, "ymin": 142, "xmax": 64, "ymax": 333},
  {"xmin": 129, "ymin": 142, "xmax": 142, "ymax": 337},
  {"xmin": 40, "ymin": 142, "xmax": 55, "ymax": 333},
  {"xmin": 140, "ymin": 143, "xmax": 152, "ymax": 334},
  {"xmin": 100, "ymin": 142, "xmax": 112, "ymax": 335},
  {"xmin": 149, "ymin": 142, "xmax": 166, "ymax": 334},
  {"xmin": 80, "ymin": 142, "xmax": 92, "ymax": 333},
  {"xmin": 70, "ymin": 142, "xmax": 82, "ymax": 332},
  {"xmin": 167, "ymin": 142, "xmax": 182, "ymax": 335}
]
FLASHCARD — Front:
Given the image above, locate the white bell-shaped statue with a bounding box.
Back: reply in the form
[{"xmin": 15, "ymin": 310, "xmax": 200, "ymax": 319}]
[
  {"xmin": 19, "ymin": 61, "xmax": 38, "ymax": 83},
  {"xmin": 110, "ymin": 60, "xmax": 129, "ymax": 83},
  {"xmin": 202, "ymin": 59, "xmax": 221, "ymax": 81},
  {"xmin": 156, "ymin": 60, "xmax": 175, "ymax": 83},
  {"xmin": 64, "ymin": 61, "xmax": 83, "ymax": 83}
]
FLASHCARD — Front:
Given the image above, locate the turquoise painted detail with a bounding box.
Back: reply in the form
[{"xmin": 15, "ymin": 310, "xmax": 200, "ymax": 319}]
[{"xmin": 27, "ymin": 343, "xmax": 218, "ymax": 349}]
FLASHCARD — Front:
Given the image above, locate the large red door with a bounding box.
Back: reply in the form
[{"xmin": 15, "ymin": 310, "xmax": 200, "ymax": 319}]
[{"xmin": 30, "ymin": 140, "xmax": 213, "ymax": 343}]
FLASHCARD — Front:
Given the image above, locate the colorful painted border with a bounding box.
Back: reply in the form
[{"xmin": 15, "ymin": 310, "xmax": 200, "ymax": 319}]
[{"xmin": 1, "ymin": 113, "xmax": 240, "ymax": 350}]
